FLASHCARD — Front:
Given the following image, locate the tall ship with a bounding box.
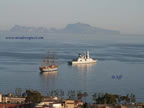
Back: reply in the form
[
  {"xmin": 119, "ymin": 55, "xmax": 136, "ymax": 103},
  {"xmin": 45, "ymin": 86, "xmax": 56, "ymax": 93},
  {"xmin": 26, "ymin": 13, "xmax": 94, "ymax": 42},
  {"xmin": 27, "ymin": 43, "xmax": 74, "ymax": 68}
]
[
  {"xmin": 70, "ymin": 50, "xmax": 96, "ymax": 64},
  {"xmin": 40, "ymin": 52, "xmax": 58, "ymax": 72}
]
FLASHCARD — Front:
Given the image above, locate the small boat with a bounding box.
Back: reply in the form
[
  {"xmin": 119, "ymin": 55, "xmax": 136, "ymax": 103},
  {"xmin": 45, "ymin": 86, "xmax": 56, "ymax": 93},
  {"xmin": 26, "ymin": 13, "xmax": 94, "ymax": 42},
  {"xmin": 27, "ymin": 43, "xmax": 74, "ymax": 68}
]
[
  {"xmin": 40, "ymin": 52, "xmax": 58, "ymax": 72},
  {"xmin": 70, "ymin": 50, "xmax": 96, "ymax": 64}
]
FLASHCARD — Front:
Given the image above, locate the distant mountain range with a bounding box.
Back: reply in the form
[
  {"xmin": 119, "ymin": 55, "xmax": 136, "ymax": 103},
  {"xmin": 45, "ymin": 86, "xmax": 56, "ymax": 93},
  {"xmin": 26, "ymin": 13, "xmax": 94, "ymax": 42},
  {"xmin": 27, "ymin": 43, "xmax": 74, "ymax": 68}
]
[{"xmin": 10, "ymin": 23, "xmax": 120, "ymax": 34}]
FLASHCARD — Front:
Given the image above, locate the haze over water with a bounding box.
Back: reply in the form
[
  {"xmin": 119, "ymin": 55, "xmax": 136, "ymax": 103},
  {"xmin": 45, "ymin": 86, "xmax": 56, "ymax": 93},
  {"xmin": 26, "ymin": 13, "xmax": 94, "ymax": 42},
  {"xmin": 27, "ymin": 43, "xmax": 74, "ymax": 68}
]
[{"xmin": 0, "ymin": 32, "xmax": 144, "ymax": 102}]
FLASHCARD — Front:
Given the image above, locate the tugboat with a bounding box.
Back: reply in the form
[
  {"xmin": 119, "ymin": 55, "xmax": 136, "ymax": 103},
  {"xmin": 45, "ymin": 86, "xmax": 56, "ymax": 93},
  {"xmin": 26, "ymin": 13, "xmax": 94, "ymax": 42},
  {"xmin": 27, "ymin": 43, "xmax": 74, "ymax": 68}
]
[
  {"xmin": 40, "ymin": 52, "xmax": 58, "ymax": 72},
  {"xmin": 70, "ymin": 50, "xmax": 96, "ymax": 64}
]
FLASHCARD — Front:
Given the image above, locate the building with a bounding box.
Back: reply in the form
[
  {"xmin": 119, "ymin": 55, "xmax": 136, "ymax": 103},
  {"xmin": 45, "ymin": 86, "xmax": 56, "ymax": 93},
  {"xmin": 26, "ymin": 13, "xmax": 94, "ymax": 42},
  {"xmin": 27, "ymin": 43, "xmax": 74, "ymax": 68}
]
[
  {"xmin": 64, "ymin": 100, "xmax": 74, "ymax": 108},
  {"xmin": 35, "ymin": 101, "xmax": 65, "ymax": 108},
  {"xmin": 0, "ymin": 93, "xmax": 25, "ymax": 104},
  {"xmin": 50, "ymin": 103, "xmax": 65, "ymax": 108},
  {"xmin": 35, "ymin": 99, "xmax": 83, "ymax": 108},
  {"xmin": 0, "ymin": 94, "xmax": 2, "ymax": 103},
  {"xmin": 74, "ymin": 100, "xmax": 83, "ymax": 108},
  {"xmin": 136, "ymin": 103, "xmax": 144, "ymax": 108},
  {"xmin": 0, "ymin": 104, "xmax": 33, "ymax": 108},
  {"xmin": 2, "ymin": 97, "xmax": 25, "ymax": 103}
]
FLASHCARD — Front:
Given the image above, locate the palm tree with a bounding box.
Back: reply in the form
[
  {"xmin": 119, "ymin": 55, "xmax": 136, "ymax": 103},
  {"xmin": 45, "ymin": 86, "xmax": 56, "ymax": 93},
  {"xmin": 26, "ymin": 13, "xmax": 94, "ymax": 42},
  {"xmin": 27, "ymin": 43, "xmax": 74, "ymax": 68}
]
[
  {"xmin": 125, "ymin": 94, "xmax": 130, "ymax": 104},
  {"xmin": 77, "ymin": 91, "xmax": 83, "ymax": 100},
  {"xmin": 92, "ymin": 93, "xmax": 97, "ymax": 103},
  {"xmin": 131, "ymin": 93, "xmax": 136, "ymax": 103},
  {"xmin": 83, "ymin": 92, "xmax": 88, "ymax": 102},
  {"xmin": 15, "ymin": 88, "xmax": 22, "ymax": 97},
  {"xmin": 68, "ymin": 90, "xmax": 75, "ymax": 99},
  {"xmin": 60, "ymin": 89, "xmax": 65, "ymax": 99}
]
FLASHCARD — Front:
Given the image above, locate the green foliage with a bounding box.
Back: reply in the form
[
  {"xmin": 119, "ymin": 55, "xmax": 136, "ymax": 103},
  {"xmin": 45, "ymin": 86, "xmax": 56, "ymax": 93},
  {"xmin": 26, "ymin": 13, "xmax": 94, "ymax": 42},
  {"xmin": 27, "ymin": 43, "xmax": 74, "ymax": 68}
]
[
  {"xmin": 59, "ymin": 89, "xmax": 65, "ymax": 99},
  {"xmin": 83, "ymin": 92, "xmax": 88, "ymax": 97},
  {"xmin": 77, "ymin": 91, "xmax": 83, "ymax": 100},
  {"xmin": 131, "ymin": 93, "xmax": 136, "ymax": 103},
  {"xmin": 92, "ymin": 93, "xmax": 97, "ymax": 103},
  {"xmin": 120, "ymin": 94, "xmax": 131, "ymax": 104},
  {"xmin": 47, "ymin": 89, "xmax": 65, "ymax": 99},
  {"xmin": 68, "ymin": 90, "xmax": 76, "ymax": 99},
  {"xmin": 25, "ymin": 90, "xmax": 44, "ymax": 103},
  {"xmin": 76, "ymin": 91, "xmax": 88, "ymax": 102},
  {"xmin": 92, "ymin": 92, "xmax": 133, "ymax": 104},
  {"xmin": 102, "ymin": 93, "xmax": 117, "ymax": 104}
]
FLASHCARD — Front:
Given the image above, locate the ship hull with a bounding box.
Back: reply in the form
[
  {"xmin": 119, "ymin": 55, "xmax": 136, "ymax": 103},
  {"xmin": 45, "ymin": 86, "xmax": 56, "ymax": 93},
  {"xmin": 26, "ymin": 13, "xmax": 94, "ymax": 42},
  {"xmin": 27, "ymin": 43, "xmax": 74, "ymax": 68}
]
[
  {"xmin": 72, "ymin": 60, "xmax": 96, "ymax": 64},
  {"xmin": 39, "ymin": 66, "xmax": 58, "ymax": 72},
  {"xmin": 40, "ymin": 68, "xmax": 58, "ymax": 72}
]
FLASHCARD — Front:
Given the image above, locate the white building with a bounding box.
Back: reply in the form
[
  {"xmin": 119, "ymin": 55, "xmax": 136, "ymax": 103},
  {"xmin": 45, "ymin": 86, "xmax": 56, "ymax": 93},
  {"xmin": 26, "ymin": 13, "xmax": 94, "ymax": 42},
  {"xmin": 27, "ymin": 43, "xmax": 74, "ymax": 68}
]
[{"xmin": 0, "ymin": 93, "xmax": 2, "ymax": 102}]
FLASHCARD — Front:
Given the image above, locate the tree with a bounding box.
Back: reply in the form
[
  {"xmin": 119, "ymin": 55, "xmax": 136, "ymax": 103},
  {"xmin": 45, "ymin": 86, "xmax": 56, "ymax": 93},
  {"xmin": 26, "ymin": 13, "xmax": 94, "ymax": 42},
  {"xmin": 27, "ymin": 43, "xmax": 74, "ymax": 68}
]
[
  {"xmin": 71, "ymin": 90, "xmax": 76, "ymax": 99},
  {"xmin": 54, "ymin": 89, "xmax": 59, "ymax": 98},
  {"xmin": 77, "ymin": 91, "xmax": 83, "ymax": 100},
  {"xmin": 102, "ymin": 93, "xmax": 117, "ymax": 104},
  {"xmin": 15, "ymin": 88, "xmax": 22, "ymax": 97},
  {"xmin": 125, "ymin": 94, "xmax": 130, "ymax": 104},
  {"xmin": 92, "ymin": 93, "xmax": 119, "ymax": 104},
  {"xmin": 92, "ymin": 93, "xmax": 97, "ymax": 103},
  {"xmin": 113, "ymin": 94, "xmax": 120, "ymax": 104},
  {"xmin": 47, "ymin": 91, "xmax": 50, "ymax": 97},
  {"xmin": 68, "ymin": 90, "xmax": 75, "ymax": 99},
  {"xmin": 59, "ymin": 89, "xmax": 65, "ymax": 99},
  {"xmin": 83, "ymin": 92, "xmax": 88, "ymax": 102},
  {"xmin": 25, "ymin": 90, "xmax": 44, "ymax": 103},
  {"xmin": 131, "ymin": 93, "xmax": 136, "ymax": 103},
  {"xmin": 50, "ymin": 90, "xmax": 55, "ymax": 97}
]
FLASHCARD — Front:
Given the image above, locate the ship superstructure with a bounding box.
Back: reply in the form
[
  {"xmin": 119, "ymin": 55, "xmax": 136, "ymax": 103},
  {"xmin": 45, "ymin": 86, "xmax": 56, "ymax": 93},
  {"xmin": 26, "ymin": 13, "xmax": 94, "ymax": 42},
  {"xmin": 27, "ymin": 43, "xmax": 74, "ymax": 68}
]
[{"xmin": 71, "ymin": 51, "xmax": 96, "ymax": 64}]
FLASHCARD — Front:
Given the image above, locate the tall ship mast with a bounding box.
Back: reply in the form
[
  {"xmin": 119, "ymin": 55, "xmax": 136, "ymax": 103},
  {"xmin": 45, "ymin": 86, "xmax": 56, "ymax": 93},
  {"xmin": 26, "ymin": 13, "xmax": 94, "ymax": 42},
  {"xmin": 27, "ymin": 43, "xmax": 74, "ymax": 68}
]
[
  {"xmin": 47, "ymin": 51, "xmax": 50, "ymax": 66},
  {"xmin": 40, "ymin": 51, "xmax": 58, "ymax": 72}
]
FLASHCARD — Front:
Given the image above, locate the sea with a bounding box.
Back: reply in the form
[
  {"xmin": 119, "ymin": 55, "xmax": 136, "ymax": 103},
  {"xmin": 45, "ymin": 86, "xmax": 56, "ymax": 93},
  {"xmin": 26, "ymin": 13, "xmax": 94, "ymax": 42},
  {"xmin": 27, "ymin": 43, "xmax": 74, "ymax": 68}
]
[{"xmin": 0, "ymin": 32, "xmax": 144, "ymax": 102}]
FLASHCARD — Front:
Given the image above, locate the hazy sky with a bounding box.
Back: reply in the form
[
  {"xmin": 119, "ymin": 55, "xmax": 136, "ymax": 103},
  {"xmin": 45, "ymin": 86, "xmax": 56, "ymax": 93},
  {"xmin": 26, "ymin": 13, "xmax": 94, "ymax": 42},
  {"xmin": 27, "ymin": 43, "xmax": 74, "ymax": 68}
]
[{"xmin": 0, "ymin": 0, "xmax": 144, "ymax": 34}]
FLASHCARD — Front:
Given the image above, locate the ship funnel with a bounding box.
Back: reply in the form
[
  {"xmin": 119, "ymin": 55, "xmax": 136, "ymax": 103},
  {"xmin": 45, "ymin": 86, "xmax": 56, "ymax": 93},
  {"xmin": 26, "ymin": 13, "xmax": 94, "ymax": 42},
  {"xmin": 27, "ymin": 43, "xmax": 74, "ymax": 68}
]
[{"xmin": 86, "ymin": 50, "xmax": 90, "ymax": 58}]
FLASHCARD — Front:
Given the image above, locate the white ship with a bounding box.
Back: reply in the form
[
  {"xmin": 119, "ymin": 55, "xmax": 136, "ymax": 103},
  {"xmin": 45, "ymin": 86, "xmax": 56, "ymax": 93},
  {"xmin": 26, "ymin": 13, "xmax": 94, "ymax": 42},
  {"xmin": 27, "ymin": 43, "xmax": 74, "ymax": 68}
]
[
  {"xmin": 40, "ymin": 52, "xmax": 58, "ymax": 72},
  {"xmin": 71, "ymin": 51, "xmax": 96, "ymax": 64}
]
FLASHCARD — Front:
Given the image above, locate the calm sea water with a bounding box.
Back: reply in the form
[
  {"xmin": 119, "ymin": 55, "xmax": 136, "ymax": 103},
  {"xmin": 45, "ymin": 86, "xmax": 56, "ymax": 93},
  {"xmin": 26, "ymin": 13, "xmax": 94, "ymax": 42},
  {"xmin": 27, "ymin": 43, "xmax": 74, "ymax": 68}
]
[{"xmin": 0, "ymin": 32, "xmax": 144, "ymax": 102}]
